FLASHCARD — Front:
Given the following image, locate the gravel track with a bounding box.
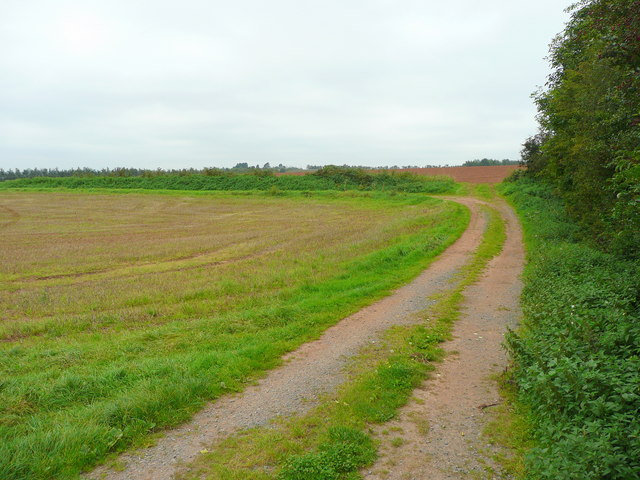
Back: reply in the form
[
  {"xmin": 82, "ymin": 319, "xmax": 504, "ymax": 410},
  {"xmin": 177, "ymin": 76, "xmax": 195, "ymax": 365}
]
[{"xmin": 87, "ymin": 197, "xmax": 486, "ymax": 480}]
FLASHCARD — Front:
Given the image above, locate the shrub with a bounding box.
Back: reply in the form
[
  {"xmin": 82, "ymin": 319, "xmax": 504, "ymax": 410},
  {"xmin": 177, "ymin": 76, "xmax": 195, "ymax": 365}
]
[{"xmin": 500, "ymin": 178, "xmax": 640, "ymax": 479}]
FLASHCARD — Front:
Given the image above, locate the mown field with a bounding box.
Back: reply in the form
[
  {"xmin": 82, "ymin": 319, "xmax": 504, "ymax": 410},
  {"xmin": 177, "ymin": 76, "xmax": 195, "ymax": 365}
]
[{"xmin": 0, "ymin": 189, "xmax": 468, "ymax": 480}]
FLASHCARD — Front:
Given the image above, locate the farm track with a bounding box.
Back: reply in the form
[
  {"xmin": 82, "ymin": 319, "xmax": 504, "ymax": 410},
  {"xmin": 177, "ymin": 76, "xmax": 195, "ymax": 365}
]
[
  {"xmin": 364, "ymin": 198, "xmax": 524, "ymax": 479},
  {"xmin": 87, "ymin": 196, "xmax": 521, "ymax": 480}
]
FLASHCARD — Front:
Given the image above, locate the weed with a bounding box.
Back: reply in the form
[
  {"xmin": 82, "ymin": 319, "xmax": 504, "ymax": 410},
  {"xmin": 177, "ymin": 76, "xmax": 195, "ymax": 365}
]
[
  {"xmin": 279, "ymin": 427, "xmax": 376, "ymax": 480},
  {"xmin": 390, "ymin": 438, "xmax": 404, "ymax": 448}
]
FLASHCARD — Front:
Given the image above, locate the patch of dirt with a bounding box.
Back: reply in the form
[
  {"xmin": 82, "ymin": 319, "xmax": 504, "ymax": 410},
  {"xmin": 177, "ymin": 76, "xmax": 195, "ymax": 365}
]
[
  {"xmin": 86, "ymin": 198, "xmax": 487, "ymax": 480},
  {"xmin": 363, "ymin": 199, "xmax": 524, "ymax": 480}
]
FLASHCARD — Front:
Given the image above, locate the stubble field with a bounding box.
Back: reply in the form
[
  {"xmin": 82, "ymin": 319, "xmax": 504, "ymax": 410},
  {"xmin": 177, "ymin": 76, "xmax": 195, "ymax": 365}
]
[{"xmin": 0, "ymin": 190, "xmax": 468, "ymax": 479}]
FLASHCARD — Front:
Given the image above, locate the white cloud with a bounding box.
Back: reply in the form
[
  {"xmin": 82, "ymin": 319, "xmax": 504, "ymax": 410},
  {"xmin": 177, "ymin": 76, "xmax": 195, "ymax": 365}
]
[{"xmin": 0, "ymin": 0, "xmax": 573, "ymax": 169}]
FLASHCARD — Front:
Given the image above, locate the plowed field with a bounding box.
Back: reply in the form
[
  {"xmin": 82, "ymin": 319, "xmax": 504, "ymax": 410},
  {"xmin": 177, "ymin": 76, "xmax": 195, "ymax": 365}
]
[{"xmin": 393, "ymin": 165, "xmax": 521, "ymax": 184}]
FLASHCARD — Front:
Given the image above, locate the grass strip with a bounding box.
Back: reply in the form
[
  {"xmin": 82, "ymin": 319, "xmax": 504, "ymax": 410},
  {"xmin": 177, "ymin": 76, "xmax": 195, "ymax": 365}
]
[
  {"xmin": 178, "ymin": 202, "xmax": 506, "ymax": 480},
  {"xmin": 0, "ymin": 171, "xmax": 457, "ymax": 194},
  {"xmin": 480, "ymin": 370, "xmax": 533, "ymax": 479}
]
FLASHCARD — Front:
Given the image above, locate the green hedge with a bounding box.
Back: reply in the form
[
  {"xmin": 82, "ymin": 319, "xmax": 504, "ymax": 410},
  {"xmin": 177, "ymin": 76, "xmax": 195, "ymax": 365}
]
[
  {"xmin": 0, "ymin": 168, "xmax": 457, "ymax": 194},
  {"xmin": 500, "ymin": 178, "xmax": 640, "ymax": 479}
]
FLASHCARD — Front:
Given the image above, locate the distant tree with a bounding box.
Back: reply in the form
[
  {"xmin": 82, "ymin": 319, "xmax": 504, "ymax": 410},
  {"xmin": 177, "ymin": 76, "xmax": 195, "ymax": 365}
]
[{"xmin": 462, "ymin": 159, "xmax": 518, "ymax": 167}]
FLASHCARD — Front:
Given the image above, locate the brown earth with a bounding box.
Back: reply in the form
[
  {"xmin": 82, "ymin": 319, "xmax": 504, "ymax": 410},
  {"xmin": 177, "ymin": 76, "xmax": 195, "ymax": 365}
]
[
  {"xmin": 86, "ymin": 196, "xmax": 524, "ymax": 480},
  {"xmin": 392, "ymin": 166, "xmax": 521, "ymax": 184}
]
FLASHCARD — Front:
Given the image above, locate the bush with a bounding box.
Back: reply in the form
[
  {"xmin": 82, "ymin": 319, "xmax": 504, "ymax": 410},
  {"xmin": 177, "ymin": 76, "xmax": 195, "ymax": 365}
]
[{"xmin": 500, "ymin": 178, "xmax": 640, "ymax": 479}]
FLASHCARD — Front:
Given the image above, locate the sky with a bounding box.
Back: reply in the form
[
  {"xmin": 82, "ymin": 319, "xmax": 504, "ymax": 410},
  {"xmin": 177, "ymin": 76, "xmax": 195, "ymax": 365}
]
[{"xmin": 0, "ymin": 0, "xmax": 573, "ymax": 170}]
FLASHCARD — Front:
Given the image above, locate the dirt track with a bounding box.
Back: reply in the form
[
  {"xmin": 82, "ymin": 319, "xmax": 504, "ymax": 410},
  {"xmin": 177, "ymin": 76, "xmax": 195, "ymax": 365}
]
[
  {"xmin": 364, "ymin": 199, "xmax": 524, "ymax": 479},
  {"xmin": 87, "ymin": 196, "xmax": 523, "ymax": 480}
]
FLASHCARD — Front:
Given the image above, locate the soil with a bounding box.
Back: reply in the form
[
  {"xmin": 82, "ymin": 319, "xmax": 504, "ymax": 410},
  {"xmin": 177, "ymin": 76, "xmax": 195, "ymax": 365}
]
[
  {"xmin": 363, "ymin": 199, "xmax": 524, "ymax": 479},
  {"xmin": 392, "ymin": 166, "xmax": 522, "ymax": 184},
  {"xmin": 87, "ymin": 197, "xmax": 523, "ymax": 480}
]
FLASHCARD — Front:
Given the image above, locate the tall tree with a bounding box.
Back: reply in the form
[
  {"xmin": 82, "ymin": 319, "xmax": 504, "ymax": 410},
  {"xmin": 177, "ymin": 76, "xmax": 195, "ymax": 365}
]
[{"xmin": 528, "ymin": 0, "xmax": 640, "ymax": 254}]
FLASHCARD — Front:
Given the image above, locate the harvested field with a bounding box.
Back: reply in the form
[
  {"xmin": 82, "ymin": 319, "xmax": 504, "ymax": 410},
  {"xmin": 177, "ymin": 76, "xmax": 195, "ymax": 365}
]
[
  {"xmin": 394, "ymin": 165, "xmax": 521, "ymax": 184},
  {"xmin": 0, "ymin": 190, "xmax": 468, "ymax": 480}
]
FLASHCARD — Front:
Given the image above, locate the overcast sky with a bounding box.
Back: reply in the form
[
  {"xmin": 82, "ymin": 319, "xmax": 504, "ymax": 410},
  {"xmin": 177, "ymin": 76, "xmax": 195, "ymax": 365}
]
[{"xmin": 0, "ymin": 0, "xmax": 573, "ymax": 170}]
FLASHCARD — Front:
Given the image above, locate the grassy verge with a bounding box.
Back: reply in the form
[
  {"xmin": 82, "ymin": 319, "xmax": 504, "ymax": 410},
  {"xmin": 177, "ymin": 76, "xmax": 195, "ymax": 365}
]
[
  {"xmin": 498, "ymin": 178, "xmax": 640, "ymax": 479},
  {"xmin": 456, "ymin": 183, "xmax": 496, "ymax": 200},
  {"xmin": 0, "ymin": 192, "xmax": 468, "ymax": 480},
  {"xmin": 481, "ymin": 371, "xmax": 533, "ymax": 479},
  {"xmin": 178, "ymin": 203, "xmax": 506, "ymax": 480}
]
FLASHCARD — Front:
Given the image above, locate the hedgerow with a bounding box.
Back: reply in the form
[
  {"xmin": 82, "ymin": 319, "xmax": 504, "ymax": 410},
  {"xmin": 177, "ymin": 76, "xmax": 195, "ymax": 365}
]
[
  {"xmin": 0, "ymin": 167, "xmax": 457, "ymax": 194},
  {"xmin": 500, "ymin": 178, "xmax": 640, "ymax": 479}
]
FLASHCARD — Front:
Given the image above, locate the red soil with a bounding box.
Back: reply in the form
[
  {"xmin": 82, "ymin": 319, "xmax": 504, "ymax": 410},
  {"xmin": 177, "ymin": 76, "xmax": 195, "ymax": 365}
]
[{"xmin": 390, "ymin": 165, "xmax": 522, "ymax": 184}]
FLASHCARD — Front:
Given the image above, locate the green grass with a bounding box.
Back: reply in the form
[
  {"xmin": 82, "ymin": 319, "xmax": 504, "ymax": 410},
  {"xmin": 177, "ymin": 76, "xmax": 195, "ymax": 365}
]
[
  {"xmin": 0, "ymin": 191, "xmax": 468, "ymax": 480},
  {"xmin": 457, "ymin": 182, "xmax": 496, "ymax": 200},
  {"xmin": 178, "ymin": 203, "xmax": 506, "ymax": 480},
  {"xmin": 498, "ymin": 178, "xmax": 640, "ymax": 479},
  {"xmin": 482, "ymin": 370, "xmax": 533, "ymax": 479},
  {"xmin": 0, "ymin": 170, "xmax": 458, "ymax": 194}
]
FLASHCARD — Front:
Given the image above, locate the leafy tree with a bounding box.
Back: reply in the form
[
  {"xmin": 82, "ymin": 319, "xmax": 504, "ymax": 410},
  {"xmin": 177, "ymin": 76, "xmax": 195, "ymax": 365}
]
[
  {"xmin": 526, "ymin": 0, "xmax": 640, "ymax": 255},
  {"xmin": 520, "ymin": 133, "xmax": 547, "ymax": 174}
]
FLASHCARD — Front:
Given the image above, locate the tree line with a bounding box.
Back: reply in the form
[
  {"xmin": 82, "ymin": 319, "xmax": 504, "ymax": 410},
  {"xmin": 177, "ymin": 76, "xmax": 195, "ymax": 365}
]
[
  {"xmin": 462, "ymin": 158, "xmax": 518, "ymax": 166},
  {"xmin": 521, "ymin": 0, "xmax": 639, "ymax": 257},
  {"xmin": 1, "ymin": 160, "xmax": 518, "ymax": 183},
  {"xmin": 0, "ymin": 165, "xmax": 304, "ymax": 181}
]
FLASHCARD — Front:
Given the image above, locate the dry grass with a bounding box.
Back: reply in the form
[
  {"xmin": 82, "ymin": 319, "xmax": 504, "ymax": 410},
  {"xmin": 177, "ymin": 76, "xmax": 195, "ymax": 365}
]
[{"xmin": 1, "ymin": 192, "xmax": 439, "ymax": 341}]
